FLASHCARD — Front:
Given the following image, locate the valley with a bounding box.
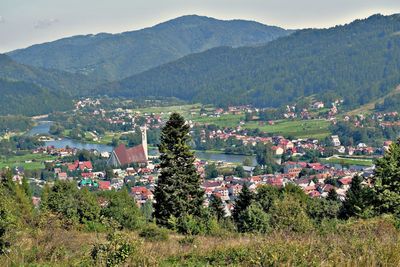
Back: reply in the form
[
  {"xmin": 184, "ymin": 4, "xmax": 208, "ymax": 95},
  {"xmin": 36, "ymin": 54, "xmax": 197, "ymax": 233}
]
[{"xmin": 1, "ymin": 9, "xmax": 400, "ymax": 267}]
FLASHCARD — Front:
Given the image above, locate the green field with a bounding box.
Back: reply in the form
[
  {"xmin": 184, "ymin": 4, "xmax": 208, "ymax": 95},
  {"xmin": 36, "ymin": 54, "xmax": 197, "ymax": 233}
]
[
  {"xmin": 244, "ymin": 119, "xmax": 331, "ymax": 139},
  {"xmin": 192, "ymin": 114, "xmax": 243, "ymax": 128},
  {"xmin": 0, "ymin": 152, "xmax": 57, "ymax": 170},
  {"xmin": 320, "ymin": 156, "xmax": 374, "ymax": 166},
  {"xmin": 133, "ymin": 104, "xmax": 203, "ymax": 118}
]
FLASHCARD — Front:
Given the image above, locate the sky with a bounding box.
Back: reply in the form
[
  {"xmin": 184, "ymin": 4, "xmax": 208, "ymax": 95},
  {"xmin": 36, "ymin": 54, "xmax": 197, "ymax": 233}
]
[{"xmin": 0, "ymin": 0, "xmax": 399, "ymax": 53}]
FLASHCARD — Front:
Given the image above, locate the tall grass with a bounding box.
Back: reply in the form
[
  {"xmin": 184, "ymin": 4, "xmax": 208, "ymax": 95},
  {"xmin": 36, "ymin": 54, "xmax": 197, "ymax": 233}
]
[{"xmin": 1, "ymin": 217, "xmax": 399, "ymax": 266}]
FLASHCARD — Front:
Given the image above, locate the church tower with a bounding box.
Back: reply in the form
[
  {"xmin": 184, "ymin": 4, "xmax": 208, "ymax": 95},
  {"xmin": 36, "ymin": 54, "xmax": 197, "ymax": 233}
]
[{"xmin": 140, "ymin": 125, "xmax": 148, "ymax": 160}]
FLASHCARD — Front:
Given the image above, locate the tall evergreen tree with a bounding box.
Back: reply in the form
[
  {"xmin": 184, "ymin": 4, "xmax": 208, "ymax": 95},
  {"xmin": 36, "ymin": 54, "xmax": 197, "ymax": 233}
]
[
  {"xmin": 342, "ymin": 175, "xmax": 373, "ymax": 218},
  {"xmin": 373, "ymin": 140, "xmax": 400, "ymax": 217},
  {"xmin": 232, "ymin": 183, "xmax": 254, "ymax": 223},
  {"xmin": 326, "ymin": 189, "xmax": 339, "ymax": 202},
  {"xmin": 209, "ymin": 194, "xmax": 225, "ymax": 221},
  {"xmin": 154, "ymin": 113, "xmax": 204, "ymax": 226}
]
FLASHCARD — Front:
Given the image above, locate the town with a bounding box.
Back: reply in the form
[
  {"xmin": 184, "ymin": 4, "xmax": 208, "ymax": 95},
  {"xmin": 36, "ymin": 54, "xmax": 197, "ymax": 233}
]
[{"xmin": 4, "ymin": 98, "xmax": 391, "ymax": 216}]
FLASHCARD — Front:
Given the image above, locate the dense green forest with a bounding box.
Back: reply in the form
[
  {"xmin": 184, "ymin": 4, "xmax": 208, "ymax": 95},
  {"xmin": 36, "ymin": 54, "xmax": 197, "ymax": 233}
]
[
  {"xmin": 376, "ymin": 93, "xmax": 400, "ymax": 112},
  {"xmin": 8, "ymin": 15, "xmax": 292, "ymax": 81},
  {"xmin": 104, "ymin": 14, "xmax": 400, "ymax": 109},
  {"xmin": 0, "ymin": 79, "xmax": 72, "ymax": 116},
  {"xmin": 0, "ymin": 115, "xmax": 33, "ymax": 133},
  {"xmin": 0, "ymin": 54, "xmax": 102, "ymax": 96}
]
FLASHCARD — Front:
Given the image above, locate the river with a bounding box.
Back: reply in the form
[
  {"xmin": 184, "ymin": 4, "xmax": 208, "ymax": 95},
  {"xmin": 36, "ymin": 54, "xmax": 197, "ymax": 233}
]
[{"xmin": 28, "ymin": 121, "xmax": 257, "ymax": 165}]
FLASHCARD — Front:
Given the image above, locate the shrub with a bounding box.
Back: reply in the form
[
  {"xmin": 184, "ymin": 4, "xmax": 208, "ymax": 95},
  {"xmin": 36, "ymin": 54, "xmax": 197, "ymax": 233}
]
[
  {"xmin": 237, "ymin": 203, "xmax": 270, "ymax": 233},
  {"xmin": 175, "ymin": 214, "xmax": 207, "ymax": 235},
  {"xmin": 91, "ymin": 231, "xmax": 140, "ymax": 267},
  {"xmin": 270, "ymin": 196, "xmax": 312, "ymax": 233},
  {"xmin": 84, "ymin": 221, "xmax": 108, "ymax": 233},
  {"xmin": 139, "ymin": 224, "xmax": 169, "ymax": 241},
  {"xmin": 178, "ymin": 236, "xmax": 197, "ymax": 246}
]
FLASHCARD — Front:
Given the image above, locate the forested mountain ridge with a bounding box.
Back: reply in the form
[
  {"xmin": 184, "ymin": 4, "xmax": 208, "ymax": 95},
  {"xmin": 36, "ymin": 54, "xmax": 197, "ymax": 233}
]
[
  {"xmin": 0, "ymin": 78, "xmax": 72, "ymax": 116},
  {"xmin": 0, "ymin": 54, "xmax": 102, "ymax": 96},
  {"xmin": 7, "ymin": 15, "xmax": 292, "ymax": 81},
  {"xmin": 102, "ymin": 14, "xmax": 400, "ymax": 109}
]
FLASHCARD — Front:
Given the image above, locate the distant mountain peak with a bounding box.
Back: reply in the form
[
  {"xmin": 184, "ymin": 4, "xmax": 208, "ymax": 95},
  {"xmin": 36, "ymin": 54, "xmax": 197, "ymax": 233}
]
[{"xmin": 8, "ymin": 16, "xmax": 291, "ymax": 81}]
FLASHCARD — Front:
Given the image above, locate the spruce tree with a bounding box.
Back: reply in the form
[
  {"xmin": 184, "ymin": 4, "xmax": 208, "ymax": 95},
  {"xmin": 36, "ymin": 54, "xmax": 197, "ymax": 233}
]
[
  {"xmin": 232, "ymin": 183, "xmax": 254, "ymax": 223},
  {"xmin": 209, "ymin": 194, "xmax": 225, "ymax": 220},
  {"xmin": 326, "ymin": 189, "xmax": 338, "ymax": 201},
  {"xmin": 373, "ymin": 140, "xmax": 400, "ymax": 216},
  {"xmin": 342, "ymin": 175, "xmax": 373, "ymax": 218},
  {"xmin": 154, "ymin": 113, "xmax": 204, "ymax": 226}
]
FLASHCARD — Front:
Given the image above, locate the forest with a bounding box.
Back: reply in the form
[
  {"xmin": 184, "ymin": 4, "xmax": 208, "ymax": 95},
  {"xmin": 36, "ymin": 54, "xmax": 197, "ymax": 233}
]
[{"xmin": 106, "ymin": 14, "xmax": 400, "ymax": 109}]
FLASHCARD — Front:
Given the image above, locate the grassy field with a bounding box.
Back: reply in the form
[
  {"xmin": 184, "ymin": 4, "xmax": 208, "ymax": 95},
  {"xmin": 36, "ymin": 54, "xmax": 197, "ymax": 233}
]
[
  {"xmin": 2, "ymin": 217, "xmax": 399, "ymax": 266},
  {"xmin": 192, "ymin": 114, "xmax": 243, "ymax": 128},
  {"xmin": 244, "ymin": 119, "xmax": 331, "ymax": 139},
  {"xmin": 321, "ymin": 156, "xmax": 374, "ymax": 166},
  {"xmin": 132, "ymin": 104, "xmax": 203, "ymax": 119},
  {"xmin": 0, "ymin": 152, "xmax": 57, "ymax": 170}
]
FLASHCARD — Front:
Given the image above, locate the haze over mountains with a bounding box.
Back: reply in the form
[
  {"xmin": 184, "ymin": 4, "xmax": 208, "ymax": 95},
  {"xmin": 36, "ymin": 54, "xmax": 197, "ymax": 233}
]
[
  {"xmin": 7, "ymin": 15, "xmax": 292, "ymax": 81},
  {"xmin": 1, "ymin": 14, "xmax": 400, "ymax": 116}
]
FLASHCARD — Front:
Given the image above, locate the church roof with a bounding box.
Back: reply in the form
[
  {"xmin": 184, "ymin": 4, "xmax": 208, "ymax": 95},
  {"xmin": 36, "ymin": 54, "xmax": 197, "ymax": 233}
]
[{"xmin": 113, "ymin": 144, "xmax": 147, "ymax": 165}]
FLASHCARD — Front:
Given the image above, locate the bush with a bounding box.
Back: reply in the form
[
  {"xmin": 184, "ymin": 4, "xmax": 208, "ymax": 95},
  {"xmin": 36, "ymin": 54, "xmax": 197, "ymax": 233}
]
[
  {"xmin": 237, "ymin": 203, "xmax": 270, "ymax": 233},
  {"xmin": 270, "ymin": 196, "xmax": 312, "ymax": 233},
  {"xmin": 175, "ymin": 214, "xmax": 207, "ymax": 235},
  {"xmin": 178, "ymin": 236, "xmax": 197, "ymax": 246},
  {"xmin": 84, "ymin": 221, "xmax": 107, "ymax": 233},
  {"xmin": 91, "ymin": 231, "xmax": 140, "ymax": 267},
  {"xmin": 100, "ymin": 190, "xmax": 144, "ymax": 230},
  {"xmin": 139, "ymin": 224, "xmax": 169, "ymax": 241}
]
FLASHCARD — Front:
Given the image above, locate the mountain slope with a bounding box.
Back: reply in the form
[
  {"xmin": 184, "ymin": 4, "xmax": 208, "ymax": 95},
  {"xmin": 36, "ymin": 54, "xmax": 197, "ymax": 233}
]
[
  {"xmin": 103, "ymin": 14, "xmax": 400, "ymax": 108},
  {"xmin": 0, "ymin": 54, "xmax": 102, "ymax": 96},
  {"xmin": 7, "ymin": 15, "xmax": 292, "ymax": 81},
  {"xmin": 0, "ymin": 79, "xmax": 72, "ymax": 116}
]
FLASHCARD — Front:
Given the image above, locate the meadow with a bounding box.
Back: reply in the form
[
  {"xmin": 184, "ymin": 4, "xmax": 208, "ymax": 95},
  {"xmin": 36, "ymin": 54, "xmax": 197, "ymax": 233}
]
[
  {"xmin": 245, "ymin": 119, "xmax": 331, "ymax": 139},
  {"xmin": 0, "ymin": 152, "xmax": 56, "ymax": 170},
  {"xmin": 2, "ymin": 216, "xmax": 399, "ymax": 266},
  {"xmin": 320, "ymin": 156, "xmax": 374, "ymax": 167}
]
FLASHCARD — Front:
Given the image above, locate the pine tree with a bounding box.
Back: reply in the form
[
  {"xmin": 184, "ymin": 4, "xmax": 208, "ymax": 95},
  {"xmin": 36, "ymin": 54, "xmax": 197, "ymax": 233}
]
[
  {"xmin": 154, "ymin": 113, "xmax": 204, "ymax": 226},
  {"xmin": 232, "ymin": 183, "xmax": 254, "ymax": 223},
  {"xmin": 326, "ymin": 189, "xmax": 338, "ymax": 201},
  {"xmin": 373, "ymin": 140, "xmax": 400, "ymax": 216},
  {"xmin": 21, "ymin": 176, "xmax": 32, "ymax": 199},
  {"xmin": 342, "ymin": 175, "xmax": 373, "ymax": 218},
  {"xmin": 209, "ymin": 194, "xmax": 225, "ymax": 220}
]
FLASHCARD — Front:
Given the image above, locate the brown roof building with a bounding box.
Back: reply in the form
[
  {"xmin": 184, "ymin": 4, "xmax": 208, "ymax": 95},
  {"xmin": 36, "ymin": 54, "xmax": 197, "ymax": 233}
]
[{"xmin": 107, "ymin": 127, "xmax": 148, "ymax": 167}]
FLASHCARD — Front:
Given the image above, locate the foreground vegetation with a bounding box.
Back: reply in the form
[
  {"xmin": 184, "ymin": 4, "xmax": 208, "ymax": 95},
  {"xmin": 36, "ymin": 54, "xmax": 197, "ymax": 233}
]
[{"xmin": 2, "ymin": 217, "xmax": 399, "ymax": 266}]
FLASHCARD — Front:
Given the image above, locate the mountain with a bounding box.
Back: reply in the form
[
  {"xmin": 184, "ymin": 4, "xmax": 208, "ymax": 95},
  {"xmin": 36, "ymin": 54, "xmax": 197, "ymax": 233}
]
[
  {"xmin": 7, "ymin": 15, "xmax": 292, "ymax": 81},
  {"xmin": 0, "ymin": 54, "xmax": 103, "ymax": 96},
  {"xmin": 0, "ymin": 78, "xmax": 72, "ymax": 116},
  {"xmin": 102, "ymin": 14, "xmax": 400, "ymax": 109}
]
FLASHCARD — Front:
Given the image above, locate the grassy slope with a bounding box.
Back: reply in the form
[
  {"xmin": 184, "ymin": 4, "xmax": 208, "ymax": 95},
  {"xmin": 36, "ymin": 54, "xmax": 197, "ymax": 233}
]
[
  {"xmin": 2, "ymin": 217, "xmax": 399, "ymax": 266},
  {"xmin": 244, "ymin": 119, "xmax": 331, "ymax": 139},
  {"xmin": 347, "ymin": 85, "xmax": 400, "ymax": 116},
  {"xmin": 0, "ymin": 152, "xmax": 57, "ymax": 170},
  {"xmin": 320, "ymin": 156, "xmax": 374, "ymax": 167}
]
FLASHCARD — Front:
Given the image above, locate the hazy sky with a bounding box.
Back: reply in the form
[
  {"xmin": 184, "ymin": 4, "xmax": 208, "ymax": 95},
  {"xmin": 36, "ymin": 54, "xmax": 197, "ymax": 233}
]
[{"xmin": 1, "ymin": 0, "xmax": 399, "ymax": 52}]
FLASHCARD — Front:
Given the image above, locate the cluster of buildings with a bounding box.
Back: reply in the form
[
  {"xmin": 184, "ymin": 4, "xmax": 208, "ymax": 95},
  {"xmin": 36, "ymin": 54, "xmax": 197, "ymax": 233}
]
[{"xmin": 200, "ymin": 159, "xmax": 372, "ymax": 215}]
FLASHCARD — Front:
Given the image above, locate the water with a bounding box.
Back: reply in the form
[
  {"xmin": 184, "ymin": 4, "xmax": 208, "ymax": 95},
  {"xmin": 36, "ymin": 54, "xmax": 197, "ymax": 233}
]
[
  {"xmin": 27, "ymin": 121, "xmax": 51, "ymax": 136},
  {"xmin": 28, "ymin": 121, "xmax": 113, "ymax": 152},
  {"xmin": 44, "ymin": 139, "xmax": 113, "ymax": 152},
  {"xmin": 28, "ymin": 122, "xmax": 256, "ymax": 164}
]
